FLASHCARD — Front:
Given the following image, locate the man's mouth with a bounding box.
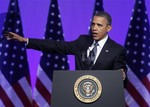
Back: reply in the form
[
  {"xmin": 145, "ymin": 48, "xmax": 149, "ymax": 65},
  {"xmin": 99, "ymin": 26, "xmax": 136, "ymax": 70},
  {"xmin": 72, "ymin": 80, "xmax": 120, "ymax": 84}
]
[{"xmin": 92, "ymin": 32, "xmax": 98, "ymax": 36}]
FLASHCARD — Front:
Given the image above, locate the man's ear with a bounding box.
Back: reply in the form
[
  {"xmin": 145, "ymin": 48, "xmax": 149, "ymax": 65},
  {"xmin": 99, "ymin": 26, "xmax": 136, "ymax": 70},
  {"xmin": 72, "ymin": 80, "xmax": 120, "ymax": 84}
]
[{"xmin": 107, "ymin": 25, "xmax": 112, "ymax": 32}]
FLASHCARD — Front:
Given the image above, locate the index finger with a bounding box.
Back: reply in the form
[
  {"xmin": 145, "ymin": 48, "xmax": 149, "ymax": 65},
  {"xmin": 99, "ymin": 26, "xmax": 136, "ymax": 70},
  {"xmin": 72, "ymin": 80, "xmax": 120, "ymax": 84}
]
[{"xmin": 4, "ymin": 31, "xmax": 14, "ymax": 38}]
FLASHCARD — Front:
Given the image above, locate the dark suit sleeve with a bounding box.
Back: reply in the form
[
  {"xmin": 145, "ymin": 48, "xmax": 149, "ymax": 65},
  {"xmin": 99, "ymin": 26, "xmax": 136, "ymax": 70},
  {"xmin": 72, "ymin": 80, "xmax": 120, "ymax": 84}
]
[
  {"xmin": 113, "ymin": 47, "xmax": 127, "ymax": 72},
  {"xmin": 26, "ymin": 38, "xmax": 77, "ymax": 55},
  {"xmin": 113, "ymin": 47, "xmax": 128, "ymax": 87},
  {"xmin": 26, "ymin": 35, "xmax": 89, "ymax": 55}
]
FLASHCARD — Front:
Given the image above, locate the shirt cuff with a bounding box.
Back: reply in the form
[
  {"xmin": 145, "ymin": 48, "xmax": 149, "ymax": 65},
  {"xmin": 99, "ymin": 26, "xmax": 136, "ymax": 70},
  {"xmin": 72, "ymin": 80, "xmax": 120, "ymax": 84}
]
[{"xmin": 26, "ymin": 38, "xmax": 29, "ymax": 45}]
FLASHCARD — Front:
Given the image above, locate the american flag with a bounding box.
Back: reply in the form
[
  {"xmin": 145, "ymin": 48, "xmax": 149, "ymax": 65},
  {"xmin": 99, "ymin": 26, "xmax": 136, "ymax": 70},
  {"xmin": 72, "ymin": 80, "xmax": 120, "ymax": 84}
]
[
  {"xmin": 33, "ymin": 0, "xmax": 69, "ymax": 106},
  {"xmin": 92, "ymin": 0, "xmax": 104, "ymax": 15},
  {"xmin": 124, "ymin": 0, "xmax": 150, "ymax": 107},
  {"xmin": 0, "ymin": 0, "xmax": 32, "ymax": 107},
  {"xmin": 0, "ymin": 13, "xmax": 6, "ymax": 36},
  {"xmin": 89, "ymin": 0, "xmax": 104, "ymax": 32}
]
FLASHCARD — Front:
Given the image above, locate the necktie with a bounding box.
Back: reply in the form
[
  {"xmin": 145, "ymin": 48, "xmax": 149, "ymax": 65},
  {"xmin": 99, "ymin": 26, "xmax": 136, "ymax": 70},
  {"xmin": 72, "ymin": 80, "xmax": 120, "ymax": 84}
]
[{"xmin": 88, "ymin": 42, "xmax": 99, "ymax": 68}]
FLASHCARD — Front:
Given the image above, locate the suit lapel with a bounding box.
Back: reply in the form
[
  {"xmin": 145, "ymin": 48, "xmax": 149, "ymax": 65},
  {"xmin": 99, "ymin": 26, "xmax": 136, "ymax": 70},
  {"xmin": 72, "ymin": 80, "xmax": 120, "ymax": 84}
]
[{"xmin": 94, "ymin": 38, "xmax": 112, "ymax": 65}]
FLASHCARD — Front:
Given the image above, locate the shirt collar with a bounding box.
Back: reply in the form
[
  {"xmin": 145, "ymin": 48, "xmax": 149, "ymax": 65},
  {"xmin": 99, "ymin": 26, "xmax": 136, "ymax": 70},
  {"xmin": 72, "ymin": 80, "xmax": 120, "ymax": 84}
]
[
  {"xmin": 93, "ymin": 35, "xmax": 108, "ymax": 48},
  {"xmin": 88, "ymin": 35, "xmax": 108, "ymax": 51}
]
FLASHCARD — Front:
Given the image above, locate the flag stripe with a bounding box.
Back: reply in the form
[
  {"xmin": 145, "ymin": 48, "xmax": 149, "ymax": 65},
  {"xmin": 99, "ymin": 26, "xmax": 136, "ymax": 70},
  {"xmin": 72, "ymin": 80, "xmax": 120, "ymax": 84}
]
[
  {"xmin": 33, "ymin": 66, "xmax": 52, "ymax": 106},
  {"xmin": 125, "ymin": 104, "xmax": 128, "ymax": 107},
  {"xmin": 36, "ymin": 78, "xmax": 51, "ymax": 104},
  {"xmin": 13, "ymin": 83, "xmax": 31, "ymax": 106},
  {"xmin": 0, "ymin": 85, "xmax": 14, "ymax": 107},
  {"xmin": 125, "ymin": 89, "xmax": 139, "ymax": 107},
  {"xmin": 26, "ymin": 74, "xmax": 31, "ymax": 86},
  {"xmin": 125, "ymin": 67, "xmax": 150, "ymax": 105},
  {"xmin": 0, "ymin": 71, "xmax": 24, "ymax": 107},
  {"xmin": 147, "ymin": 73, "xmax": 150, "ymax": 82},
  {"xmin": 0, "ymin": 99, "xmax": 5, "ymax": 107},
  {"xmin": 32, "ymin": 100, "xmax": 39, "ymax": 107},
  {"xmin": 142, "ymin": 76, "xmax": 150, "ymax": 92},
  {"xmin": 126, "ymin": 67, "xmax": 150, "ymax": 97},
  {"xmin": 126, "ymin": 80, "xmax": 149, "ymax": 107},
  {"xmin": 37, "ymin": 65, "xmax": 52, "ymax": 93},
  {"xmin": 19, "ymin": 76, "xmax": 32, "ymax": 100},
  {"xmin": 33, "ymin": 88, "xmax": 50, "ymax": 107},
  {"xmin": 13, "ymin": 76, "xmax": 32, "ymax": 106}
]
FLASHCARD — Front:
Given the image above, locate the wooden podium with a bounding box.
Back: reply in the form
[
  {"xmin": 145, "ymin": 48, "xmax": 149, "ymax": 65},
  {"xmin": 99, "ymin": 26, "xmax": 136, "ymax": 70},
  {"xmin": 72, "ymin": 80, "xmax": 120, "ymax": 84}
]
[{"xmin": 51, "ymin": 70, "xmax": 125, "ymax": 107}]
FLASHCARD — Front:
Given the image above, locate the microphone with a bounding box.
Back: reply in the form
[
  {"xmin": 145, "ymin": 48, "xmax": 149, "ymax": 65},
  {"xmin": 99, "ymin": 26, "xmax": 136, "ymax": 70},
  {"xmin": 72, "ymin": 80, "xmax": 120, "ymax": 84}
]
[
  {"xmin": 81, "ymin": 51, "xmax": 89, "ymax": 70},
  {"xmin": 81, "ymin": 51, "xmax": 87, "ymax": 62}
]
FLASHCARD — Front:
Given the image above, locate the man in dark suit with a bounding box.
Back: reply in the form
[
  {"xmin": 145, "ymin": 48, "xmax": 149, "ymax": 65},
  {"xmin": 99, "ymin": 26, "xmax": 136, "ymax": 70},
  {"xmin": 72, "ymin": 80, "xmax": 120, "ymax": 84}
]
[{"xmin": 5, "ymin": 11, "xmax": 127, "ymax": 81}]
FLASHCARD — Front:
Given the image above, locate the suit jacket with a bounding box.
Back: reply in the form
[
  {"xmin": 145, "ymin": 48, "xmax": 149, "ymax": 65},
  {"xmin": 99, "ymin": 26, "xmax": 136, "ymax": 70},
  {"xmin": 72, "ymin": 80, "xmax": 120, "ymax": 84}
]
[{"xmin": 27, "ymin": 35, "xmax": 127, "ymax": 72}]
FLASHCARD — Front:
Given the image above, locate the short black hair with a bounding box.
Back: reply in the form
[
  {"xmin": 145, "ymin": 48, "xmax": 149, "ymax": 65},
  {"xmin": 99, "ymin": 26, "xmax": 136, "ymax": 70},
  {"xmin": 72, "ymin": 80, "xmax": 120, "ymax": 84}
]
[{"xmin": 94, "ymin": 11, "xmax": 112, "ymax": 25}]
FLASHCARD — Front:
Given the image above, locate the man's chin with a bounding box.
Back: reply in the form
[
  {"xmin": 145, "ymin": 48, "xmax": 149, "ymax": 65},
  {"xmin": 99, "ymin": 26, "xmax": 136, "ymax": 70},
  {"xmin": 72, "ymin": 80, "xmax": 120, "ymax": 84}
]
[{"xmin": 92, "ymin": 36, "xmax": 100, "ymax": 41}]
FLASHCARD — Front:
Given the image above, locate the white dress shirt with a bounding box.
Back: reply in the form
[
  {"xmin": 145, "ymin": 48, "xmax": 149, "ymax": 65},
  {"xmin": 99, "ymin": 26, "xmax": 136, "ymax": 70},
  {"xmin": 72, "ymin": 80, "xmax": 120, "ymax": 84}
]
[{"xmin": 87, "ymin": 35, "xmax": 108, "ymax": 64}]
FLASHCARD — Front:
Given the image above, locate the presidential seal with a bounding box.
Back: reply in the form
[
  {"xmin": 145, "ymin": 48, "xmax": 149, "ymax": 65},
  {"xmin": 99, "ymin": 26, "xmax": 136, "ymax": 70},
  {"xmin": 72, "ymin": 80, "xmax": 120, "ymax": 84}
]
[{"xmin": 74, "ymin": 75, "xmax": 102, "ymax": 103}]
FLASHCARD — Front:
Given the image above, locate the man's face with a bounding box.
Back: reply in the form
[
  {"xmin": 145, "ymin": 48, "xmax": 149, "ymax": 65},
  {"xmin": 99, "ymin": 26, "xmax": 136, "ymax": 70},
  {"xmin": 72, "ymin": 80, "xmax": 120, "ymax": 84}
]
[{"xmin": 91, "ymin": 16, "xmax": 112, "ymax": 41}]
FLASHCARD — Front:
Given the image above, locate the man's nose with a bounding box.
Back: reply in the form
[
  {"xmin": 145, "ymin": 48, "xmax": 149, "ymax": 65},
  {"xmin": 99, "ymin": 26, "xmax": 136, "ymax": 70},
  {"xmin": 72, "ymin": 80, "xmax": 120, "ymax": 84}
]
[{"xmin": 93, "ymin": 25, "xmax": 98, "ymax": 30}]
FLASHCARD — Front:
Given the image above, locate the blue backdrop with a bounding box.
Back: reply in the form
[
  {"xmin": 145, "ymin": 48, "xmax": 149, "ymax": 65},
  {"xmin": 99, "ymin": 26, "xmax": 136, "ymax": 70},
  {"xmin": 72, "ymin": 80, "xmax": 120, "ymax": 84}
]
[{"xmin": 0, "ymin": 0, "xmax": 150, "ymax": 88}]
